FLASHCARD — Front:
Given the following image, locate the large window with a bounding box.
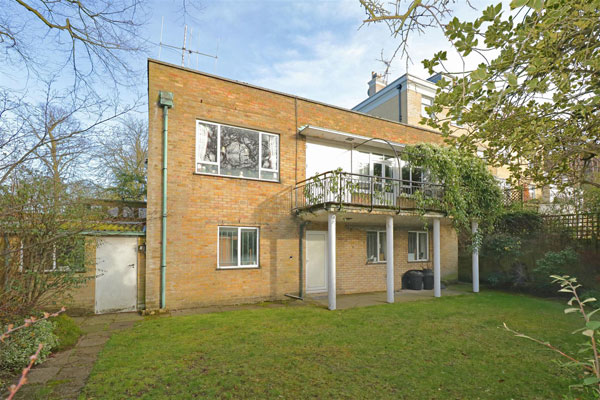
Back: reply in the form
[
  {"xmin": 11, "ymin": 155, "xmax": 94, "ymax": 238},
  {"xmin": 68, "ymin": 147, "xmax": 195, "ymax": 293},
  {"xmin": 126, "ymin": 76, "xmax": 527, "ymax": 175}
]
[
  {"xmin": 218, "ymin": 227, "xmax": 259, "ymax": 269},
  {"xmin": 408, "ymin": 231, "xmax": 428, "ymax": 262},
  {"xmin": 367, "ymin": 231, "xmax": 386, "ymax": 263},
  {"xmin": 196, "ymin": 120, "xmax": 279, "ymax": 181}
]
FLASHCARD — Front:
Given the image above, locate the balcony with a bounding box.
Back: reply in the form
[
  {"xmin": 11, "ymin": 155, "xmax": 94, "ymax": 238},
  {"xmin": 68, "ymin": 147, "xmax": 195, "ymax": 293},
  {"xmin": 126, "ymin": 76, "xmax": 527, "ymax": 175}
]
[{"xmin": 292, "ymin": 171, "xmax": 445, "ymax": 214}]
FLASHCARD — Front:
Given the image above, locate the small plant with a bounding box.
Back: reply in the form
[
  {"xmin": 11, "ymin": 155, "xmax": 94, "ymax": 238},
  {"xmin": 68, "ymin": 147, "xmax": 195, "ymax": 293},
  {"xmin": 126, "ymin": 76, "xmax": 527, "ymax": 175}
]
[
  {"xmin": 504, "ymin": 276, "xmax": 600, "ymax": 396},
  {"xmin": 51, "ymin": 314, "xmax": 83, "ymax": 352},
  {"xmin": 1, "ymin": 308, "xmax": 65, "ymax": 399}
]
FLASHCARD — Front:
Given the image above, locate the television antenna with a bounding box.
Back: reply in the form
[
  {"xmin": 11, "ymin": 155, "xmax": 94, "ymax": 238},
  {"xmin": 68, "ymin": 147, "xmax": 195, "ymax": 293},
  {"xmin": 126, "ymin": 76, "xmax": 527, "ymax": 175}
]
[{"xmin": 158, "ymin": 17, "xmax": 218, "ymax": 69}]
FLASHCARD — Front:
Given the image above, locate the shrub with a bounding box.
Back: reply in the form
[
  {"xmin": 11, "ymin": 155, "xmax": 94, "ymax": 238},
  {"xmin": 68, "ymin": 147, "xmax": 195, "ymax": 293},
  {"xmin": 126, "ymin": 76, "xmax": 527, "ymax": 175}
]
[
  {"xmin": 486, "ymin": 271, "xmax": 510, "ymax": 287},
  {"xmin": 51, "ymin": 314, "xmax": 82, "ymax": 352},
  {"xmin": 532, "ymin": 248, "xmax": 579, "ymax": 295},
  {"xmin": 0, "ymin": 320, "xmax": 58, "ymax": 372}
]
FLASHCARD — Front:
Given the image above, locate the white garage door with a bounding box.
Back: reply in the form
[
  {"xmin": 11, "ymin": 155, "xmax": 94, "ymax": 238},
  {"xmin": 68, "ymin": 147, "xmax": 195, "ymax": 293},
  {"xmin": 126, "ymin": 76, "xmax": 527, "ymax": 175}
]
[{"xmin": 95, "ymin": 236, "xmax": 138, "ymax": 314}]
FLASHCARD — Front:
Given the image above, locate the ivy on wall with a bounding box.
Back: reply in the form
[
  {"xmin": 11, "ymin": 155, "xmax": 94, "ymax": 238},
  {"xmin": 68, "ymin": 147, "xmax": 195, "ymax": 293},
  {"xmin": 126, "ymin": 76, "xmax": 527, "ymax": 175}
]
[{"xmin": 402, "ymin": 143, "xmax": 504, "ymax": 234}]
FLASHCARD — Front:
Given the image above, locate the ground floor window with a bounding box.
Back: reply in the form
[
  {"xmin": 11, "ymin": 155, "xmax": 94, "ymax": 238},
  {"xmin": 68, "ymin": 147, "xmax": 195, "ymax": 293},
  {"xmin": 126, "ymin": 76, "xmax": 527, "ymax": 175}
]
[
  {"xmin": 366, "ymin": 231, "xmax": 386, "ymax": 263},
  {"xmin": 20, "ymin": 236, "xmax": 86, "ymax": 272},
  {"xmin": 408, "ymin": 231, "xmax": 428, "ymax": 261},
  {"xmin": 218, "ymin": 227, "xmax": 259, "ymax": 268}
]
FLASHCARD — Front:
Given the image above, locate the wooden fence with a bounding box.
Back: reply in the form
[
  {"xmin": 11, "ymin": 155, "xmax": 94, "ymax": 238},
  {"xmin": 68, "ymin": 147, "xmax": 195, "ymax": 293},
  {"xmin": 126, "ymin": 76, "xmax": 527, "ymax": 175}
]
[{"xmin": 541, "ymin": 213, "xmax": 600, "ymax": 243}]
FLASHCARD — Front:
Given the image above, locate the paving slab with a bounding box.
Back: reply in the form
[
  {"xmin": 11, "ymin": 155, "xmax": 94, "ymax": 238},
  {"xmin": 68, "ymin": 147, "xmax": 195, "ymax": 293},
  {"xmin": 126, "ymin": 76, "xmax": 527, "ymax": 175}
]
[
  {"xmin": 56, "ymin": 365, "xmax": 93, "ymax": 382},
  {"xmin": 108, "ymin": 320, "xmax": 137, "ymax": 331},
  {"xmin": 18, "ymin": 312, "xmax": 143, "ymax": 399},
  {"xmin": 25, "ymin": 366, "xmax": 61, "ymax": 384},
  {"xmin": 113, "ymin": 312, "xmax": 144, "ymax": 322},
  {"xmin": 77, "ymin": 335, "xmax": 109, "ymax": 348}
]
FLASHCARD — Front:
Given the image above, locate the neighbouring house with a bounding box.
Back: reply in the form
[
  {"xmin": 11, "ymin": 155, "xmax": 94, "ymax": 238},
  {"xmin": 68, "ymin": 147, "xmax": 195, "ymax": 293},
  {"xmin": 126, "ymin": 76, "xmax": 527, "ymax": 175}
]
[
  {"xmin": 143, "ymin": 59, "xmax": 462, "ymax": 312},
  {"xmin": 354, "ymin": 71, "xmax": 544, "ymax": 207}
]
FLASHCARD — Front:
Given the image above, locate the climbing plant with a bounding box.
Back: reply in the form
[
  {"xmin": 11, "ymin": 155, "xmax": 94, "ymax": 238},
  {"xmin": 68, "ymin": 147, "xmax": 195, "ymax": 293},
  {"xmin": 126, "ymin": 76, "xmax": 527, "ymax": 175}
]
[
  {"xmin": 300, "ymin": 144, "xmax": 503, "ymax": 237},
  {"xmin": 402, "ymin": 143, "xmax": 504, "ymax": 234}
]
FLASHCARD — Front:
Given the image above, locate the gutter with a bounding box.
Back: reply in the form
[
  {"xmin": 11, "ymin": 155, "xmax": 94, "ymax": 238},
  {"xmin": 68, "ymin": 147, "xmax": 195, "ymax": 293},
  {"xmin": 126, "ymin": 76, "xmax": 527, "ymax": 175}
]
[{"xmin": 158, "ymin": 91, "xmax": 173, "ymax": 309}]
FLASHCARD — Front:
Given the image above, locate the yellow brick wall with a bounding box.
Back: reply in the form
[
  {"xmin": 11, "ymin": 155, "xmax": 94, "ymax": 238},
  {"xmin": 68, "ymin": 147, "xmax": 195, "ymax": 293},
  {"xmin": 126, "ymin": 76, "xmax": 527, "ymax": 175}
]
[
  {"xmin": 146, "ymin": 60, "xmax": 457, "ymax": 310},
  {"xmin": 306, "ymin": 223, "xmax": 457, "ymax": 294}
]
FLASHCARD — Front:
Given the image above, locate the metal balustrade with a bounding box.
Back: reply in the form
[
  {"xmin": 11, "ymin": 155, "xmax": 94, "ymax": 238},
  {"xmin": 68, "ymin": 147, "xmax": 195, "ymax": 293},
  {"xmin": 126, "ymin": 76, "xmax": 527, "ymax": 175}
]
[{"xmin": 292, "ymin": 171, "xmax": 444, "ymax": 213}]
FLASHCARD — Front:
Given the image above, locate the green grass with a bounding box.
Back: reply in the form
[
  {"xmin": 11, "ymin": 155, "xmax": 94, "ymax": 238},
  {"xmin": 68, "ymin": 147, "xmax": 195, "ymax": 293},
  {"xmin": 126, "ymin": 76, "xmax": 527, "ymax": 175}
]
[
  {"xmin": 82, "ymin": 292, "xmax": 593, "ymax": 399},
  {"xmin": 52, "ymin": 314, "xmax": 83, "ymax": 352}
]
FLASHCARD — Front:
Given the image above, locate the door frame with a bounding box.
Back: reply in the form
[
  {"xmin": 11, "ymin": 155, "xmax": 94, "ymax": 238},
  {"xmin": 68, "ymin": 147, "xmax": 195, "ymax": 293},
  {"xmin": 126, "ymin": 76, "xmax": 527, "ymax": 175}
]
[
  {"xmin": 305, "ymin": 230, "xmax": 328, "ymax": 294},
  {"xmin": 94, "ymin": 236, "xmax": 138, "ymax": 314}
]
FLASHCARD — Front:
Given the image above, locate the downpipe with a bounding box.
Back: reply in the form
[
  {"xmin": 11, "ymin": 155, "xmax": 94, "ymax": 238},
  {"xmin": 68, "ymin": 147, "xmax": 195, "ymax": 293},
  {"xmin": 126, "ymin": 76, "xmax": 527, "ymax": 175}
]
[
  {"xmin": 158, "ymin": 91, "xmax": 173, "ymax": 309},
  {"xmin": 285, "ymin": 221, "xmax": 309, "ymax": 301}
]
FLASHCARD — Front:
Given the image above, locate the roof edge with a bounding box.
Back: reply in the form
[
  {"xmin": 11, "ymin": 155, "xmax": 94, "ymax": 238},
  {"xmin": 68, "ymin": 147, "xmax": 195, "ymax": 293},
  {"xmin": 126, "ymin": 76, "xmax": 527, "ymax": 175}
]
[{"xmin": 147, "ymin": 59, "xmax": 443, "ymax": 137}]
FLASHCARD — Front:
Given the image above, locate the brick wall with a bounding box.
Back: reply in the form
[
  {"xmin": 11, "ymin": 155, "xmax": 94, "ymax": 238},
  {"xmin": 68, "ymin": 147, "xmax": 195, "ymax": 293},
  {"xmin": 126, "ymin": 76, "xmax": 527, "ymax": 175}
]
[{"xmin": 146, "ymin": 60, "xmax": 457, "ymax": 310}]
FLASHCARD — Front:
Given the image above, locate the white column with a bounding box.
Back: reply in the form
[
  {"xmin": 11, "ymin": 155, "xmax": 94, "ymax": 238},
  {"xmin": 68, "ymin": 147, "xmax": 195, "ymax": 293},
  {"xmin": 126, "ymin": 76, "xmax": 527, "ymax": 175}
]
[
  {"xmin": 472, "ymin": 220, "xmax": 480, "ymax": 293},
  {"xmin": 386, "ymin": 215, "xmax": 394, "ymax": 304},
  {"xmin": 328, "ymin": 212, "xmax": 336, "ymax": 310},
  {"xmin": 433, "ymin": 218, "xmax": 441, "ymax": 298}
]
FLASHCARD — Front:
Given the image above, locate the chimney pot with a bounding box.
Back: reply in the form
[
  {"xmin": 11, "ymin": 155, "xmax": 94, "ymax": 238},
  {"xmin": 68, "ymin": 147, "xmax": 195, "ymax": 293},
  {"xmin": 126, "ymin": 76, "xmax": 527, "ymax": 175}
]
[{"xmin": 368, "ymin": 72, "xmax": 386, "ymax": 97}]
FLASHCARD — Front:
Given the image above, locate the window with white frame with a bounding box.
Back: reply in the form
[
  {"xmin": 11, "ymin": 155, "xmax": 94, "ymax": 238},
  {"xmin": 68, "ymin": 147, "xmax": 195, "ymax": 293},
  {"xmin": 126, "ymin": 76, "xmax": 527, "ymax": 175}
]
[
  {"xmin": 366, "ymin": 231, "xmax": 386, "ymax": 263},
  {"xmin": 218, "ymin": 227, "xmax": 259, "ymax": 268},
  {"xmin": 408, "ymin": 231, "xmax": 428, "ymax": 261},
  {"xmin": 401, "ymin": 162, "xmax": 424, "ymax": 184},
  {"xmin": 196, "ymin": 120, "xmax": 279, "ymax": 181},
  {"xmin": 20, "ymin": 236, "xmax": 86, "ymax": 273},
  {"xmin": 529, "ymin": 185, "xmax": 536, "ymax": 200},
  {"xmin": 421, "ymin": 96, "xmax": 434, "ymax": 119}
]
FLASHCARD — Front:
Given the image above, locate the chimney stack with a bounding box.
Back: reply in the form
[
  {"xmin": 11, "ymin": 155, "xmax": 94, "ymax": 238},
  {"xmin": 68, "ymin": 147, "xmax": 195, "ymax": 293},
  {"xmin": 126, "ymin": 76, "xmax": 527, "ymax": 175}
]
[{"xmin": 367, "ymin": 71, "xmax": 386, "ymax": 97}]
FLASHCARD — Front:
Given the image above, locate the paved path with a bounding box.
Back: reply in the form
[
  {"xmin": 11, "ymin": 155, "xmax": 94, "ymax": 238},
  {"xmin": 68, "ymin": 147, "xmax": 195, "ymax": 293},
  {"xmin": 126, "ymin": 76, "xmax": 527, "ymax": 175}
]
[{"xmin": 17, "ymin": 312, "xmax": 143, "ymax": 399}]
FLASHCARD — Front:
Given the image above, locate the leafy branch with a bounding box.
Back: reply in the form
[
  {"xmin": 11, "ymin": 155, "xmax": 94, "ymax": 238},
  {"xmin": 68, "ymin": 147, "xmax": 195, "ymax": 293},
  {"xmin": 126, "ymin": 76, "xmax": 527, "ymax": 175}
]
[{"xmin": 504, "ymin": 275, "xmax": 600, "ymax": 395}]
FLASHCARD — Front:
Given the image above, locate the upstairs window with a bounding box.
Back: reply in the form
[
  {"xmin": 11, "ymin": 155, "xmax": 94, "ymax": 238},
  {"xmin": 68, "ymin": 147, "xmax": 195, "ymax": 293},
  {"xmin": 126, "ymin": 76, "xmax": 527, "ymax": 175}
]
[
  {"xmin": 421, "ymin": 96, "xmax": 434, "ymax": 119},
  {"xmin": 529, "ymin": 185, "xmax": 536, "ymax": 200},
  {"xmin": 196, "ymin": 120, "xmax": 279, "ymax": 181}
]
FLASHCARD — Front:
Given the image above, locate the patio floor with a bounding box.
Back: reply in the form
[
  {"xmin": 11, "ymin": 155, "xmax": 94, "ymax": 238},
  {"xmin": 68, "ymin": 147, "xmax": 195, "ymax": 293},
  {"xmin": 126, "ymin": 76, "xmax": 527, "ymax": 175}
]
[{"xmin": 305, "ymin": 283, "xmax": 472, "ymax": 309}]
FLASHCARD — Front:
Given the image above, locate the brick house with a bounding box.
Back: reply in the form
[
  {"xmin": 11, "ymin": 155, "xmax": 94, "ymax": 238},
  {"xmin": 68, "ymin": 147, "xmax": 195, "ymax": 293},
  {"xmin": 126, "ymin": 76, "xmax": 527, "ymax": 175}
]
[{"xmin": 144, "ymin": 59, "xmax": 463, "ymax": 312}]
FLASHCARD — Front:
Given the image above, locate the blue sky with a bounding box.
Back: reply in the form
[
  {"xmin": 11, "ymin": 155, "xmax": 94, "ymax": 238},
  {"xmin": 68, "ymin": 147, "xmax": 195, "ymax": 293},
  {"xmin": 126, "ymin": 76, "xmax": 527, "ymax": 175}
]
[
  {"xmin": 146, "ymin": 0, "xmax": 485, "ymax": 108},
  {"xmin": 0, "ymin": 0, "xmax": 490, "ymax": 110}
]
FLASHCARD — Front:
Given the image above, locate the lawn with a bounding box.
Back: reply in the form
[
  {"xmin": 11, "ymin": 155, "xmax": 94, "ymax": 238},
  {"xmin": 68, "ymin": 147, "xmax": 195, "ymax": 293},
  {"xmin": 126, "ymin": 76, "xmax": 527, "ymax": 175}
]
[{"xmin": 82, "ymin": 292, "xmax": 592, "ymax": 399}]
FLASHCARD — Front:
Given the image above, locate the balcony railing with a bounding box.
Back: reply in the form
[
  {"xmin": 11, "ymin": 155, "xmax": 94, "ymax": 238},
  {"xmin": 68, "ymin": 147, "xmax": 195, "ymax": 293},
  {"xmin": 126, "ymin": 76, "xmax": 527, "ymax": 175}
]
[{"xmin": 292, "ymin": 170, "xmax": 444, "ymax": 213}]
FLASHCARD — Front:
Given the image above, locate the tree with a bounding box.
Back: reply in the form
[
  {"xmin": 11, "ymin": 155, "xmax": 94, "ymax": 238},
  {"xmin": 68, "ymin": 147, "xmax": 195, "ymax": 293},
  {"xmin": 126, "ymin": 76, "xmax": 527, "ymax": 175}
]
[
  {"xmin": 361, "ymin": 0, "xmax": 600, "ymax": 190},
  {"xmin": 0, "ymin": 0, "xmax": 148, "ymax": 90},
  {"xmin": 0, "ymin": 168, "xmax": 99, "ymax": 320},
  {"xmin": 96, "ymin": 116, "xmax": 147, "ymax": 201},
  {"xmin": 0, "ymin": 81, "xmax": 133, "ymax": 186}
]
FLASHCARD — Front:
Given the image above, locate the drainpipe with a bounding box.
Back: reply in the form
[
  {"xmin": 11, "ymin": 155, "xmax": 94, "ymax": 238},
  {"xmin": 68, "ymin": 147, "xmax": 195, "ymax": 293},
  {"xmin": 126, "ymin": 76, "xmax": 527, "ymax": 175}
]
[
  {"xmin": 285, "ymin": 221, "xmax": 309, "ymax": 301},
  {"xmin": 158, "ymin": 91, "xmax": 173, "ymax": 309},
  {"xmin": 397, "ymin": 84, "xmax": 403, "ymax": 123}
]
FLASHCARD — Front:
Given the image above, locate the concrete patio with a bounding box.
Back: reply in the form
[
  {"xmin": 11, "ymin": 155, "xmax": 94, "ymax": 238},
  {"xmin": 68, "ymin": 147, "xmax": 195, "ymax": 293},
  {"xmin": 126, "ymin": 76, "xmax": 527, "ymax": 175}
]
[{"xmin": 305, "ymin": 284, "xmax": 471, "ymax": 310}]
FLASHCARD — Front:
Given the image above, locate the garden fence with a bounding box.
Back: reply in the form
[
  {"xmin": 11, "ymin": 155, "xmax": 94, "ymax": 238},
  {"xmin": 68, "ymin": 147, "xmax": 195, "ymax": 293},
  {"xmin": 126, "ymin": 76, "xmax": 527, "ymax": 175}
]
[{"xmin": 541, "ymin": 213, "xmax": 600, "ymax": 246}]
